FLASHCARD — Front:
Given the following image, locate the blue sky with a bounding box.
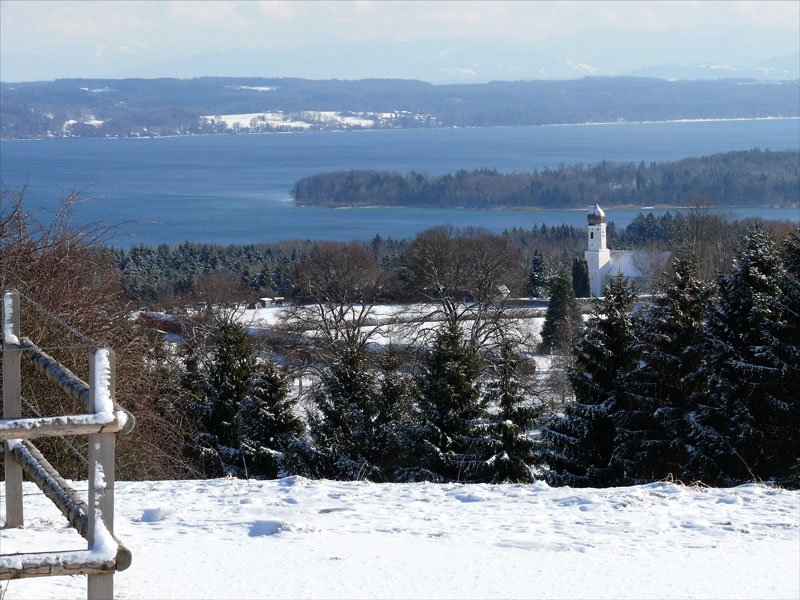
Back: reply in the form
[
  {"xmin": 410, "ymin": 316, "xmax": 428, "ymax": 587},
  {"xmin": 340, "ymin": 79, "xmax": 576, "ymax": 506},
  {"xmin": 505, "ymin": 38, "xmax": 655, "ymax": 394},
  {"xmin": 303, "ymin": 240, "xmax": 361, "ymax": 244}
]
[{"xmin": 1, "ymin": 0, "xmax": 798, "ymax": 82}]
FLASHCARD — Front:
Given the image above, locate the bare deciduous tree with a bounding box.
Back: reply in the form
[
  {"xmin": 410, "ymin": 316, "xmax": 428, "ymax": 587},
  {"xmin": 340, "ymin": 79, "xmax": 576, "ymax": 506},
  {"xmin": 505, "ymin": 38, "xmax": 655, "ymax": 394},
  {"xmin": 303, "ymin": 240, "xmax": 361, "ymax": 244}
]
[
  {"xmin": 677, "ymin": 203, "xmax": 737, "ymax": 282},
  {"xmin": 285, "ymin": 242, "xmax": 385, "ymax": 362},
  {"xmin": 631, "ymin": 241, "xmax": 671, "ymax": 293},
  {"xmin": 1, "ymin": 186, "xmax": 191, "ymax": 480},
  {"xmin": 407, "ymin": 226, "xmax": 525, "ymax": 351}
]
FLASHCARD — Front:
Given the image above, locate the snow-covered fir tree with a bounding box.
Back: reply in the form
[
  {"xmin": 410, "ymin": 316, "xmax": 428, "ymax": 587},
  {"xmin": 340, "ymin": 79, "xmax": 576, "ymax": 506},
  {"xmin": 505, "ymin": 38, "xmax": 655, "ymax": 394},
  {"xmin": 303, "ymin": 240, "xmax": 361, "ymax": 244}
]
[
  {"xmin": 539, "ymin": 269, "xmax": 580, "ymax": 353},
  {"xmin": 620, "ymin": 255, "xmax": 714, "ymax": 483},
  {"xmin": 237, "ymin": 359, "xmax": 305, "ymax": 479},
  {"xmin": 685, "ymin": 224, "xmax": 794, "ymax": 485},
  {"xmin": 572, "ymin": 256, "xmax": 591, "ymax": 298},
  {"xmin": 203, "ymin": 321, "xmax": 256, "ymax": 450},
  {"xmin": 528, "ymin": 250, "xmax": 547, "ymax": 298},
  {"xmin": 404, "ymin": 320, "xmax": 486, "ymax": 482},
  {"xmin": 374, "ymin": 345, "xmax": 415, "ymax": 480},
  {"xmin": 771, "ymin": 231, "xmax": 800, "ymax": 485},
  {"xmin": 306, "ymin": 345, "xmax": 384, "ymax": 480},
  {"xmin": 180, "ymin": 319, "xmax": 259, "ymax": 475},
  {"xmin": 480, "ymin": 340, "xmax": 540, "ymax": 483},
  {"xmin": 542, "ymin": 273, "xmax": 637, "ymax": 486}
]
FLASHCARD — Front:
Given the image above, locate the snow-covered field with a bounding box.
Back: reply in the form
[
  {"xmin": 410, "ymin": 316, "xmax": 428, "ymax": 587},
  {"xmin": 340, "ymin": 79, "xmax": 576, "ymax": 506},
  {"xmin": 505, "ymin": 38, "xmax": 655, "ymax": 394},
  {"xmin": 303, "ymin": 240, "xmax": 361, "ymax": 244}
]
[
  {"xmin": 1, "ymin": 479, "xmax": 798, "ymax": 599},
  {"xmin": 200, "ymin": 110, "xmax": 428, "ymax": 132},
  {"xmin": 236, "ymin": 304, "xmax": 547, "ymax": 347}
]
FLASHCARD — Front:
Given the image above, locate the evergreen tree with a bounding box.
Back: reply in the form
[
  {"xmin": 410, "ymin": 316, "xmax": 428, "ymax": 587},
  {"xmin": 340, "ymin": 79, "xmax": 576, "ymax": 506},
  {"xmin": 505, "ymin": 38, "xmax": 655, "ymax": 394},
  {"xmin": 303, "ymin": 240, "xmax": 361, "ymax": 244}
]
[
  {"xmin": 237, "ymin": 360, "xmax": 305, "ymax": 479},
  {"xmin": 619, "ymin": 255, "xmax": 713, "ymax": 483},
  {"xmin": 374, "ymin": 345, "xmax": 415, "ymax": 479},
  {"xmin": 542, "ymin": 274, "xmax": 637, "ymax": 486},
  {"xmin": 179, "ymin": 319, "xmax": 259, "ymax": 475},
  {"xmin": 571, "ymin": 256, "xmax": 591, "ymax": 298},
  {"xmin": 406, "ymin": 320, "xmax": 485, "ymax": 482},
  {"xmin": 539, "ymin": 269, "xmax": 580, "ymax": 353},
  {"xmin": 307, "ymin": 346, "xmax": 383, "ymax": 480},
  {"xmin": 772, "ymin": 231, "xmax": 800, "ymax": 485},
  {"xmin": 481, "ymin": 340, "xmax": 540, "ymax": 482},
  {"xmin": 202, "ymin": 321, "xmax": 256, "ymax": 450},
  {"xmin": 686, "ymin": 224, "xmax": 792, "ymax": 484},
  {"xmin": 527, "ymin": 250, "xmax": 547, "ymax": 298}
]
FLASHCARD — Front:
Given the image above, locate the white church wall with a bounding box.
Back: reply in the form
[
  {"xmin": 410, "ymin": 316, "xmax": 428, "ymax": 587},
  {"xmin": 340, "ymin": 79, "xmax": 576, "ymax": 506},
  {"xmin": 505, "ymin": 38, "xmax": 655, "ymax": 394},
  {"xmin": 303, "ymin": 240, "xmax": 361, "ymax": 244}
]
[{"xmin": 584, "ymin": 204, "xmax": 670, "ymax": 296}]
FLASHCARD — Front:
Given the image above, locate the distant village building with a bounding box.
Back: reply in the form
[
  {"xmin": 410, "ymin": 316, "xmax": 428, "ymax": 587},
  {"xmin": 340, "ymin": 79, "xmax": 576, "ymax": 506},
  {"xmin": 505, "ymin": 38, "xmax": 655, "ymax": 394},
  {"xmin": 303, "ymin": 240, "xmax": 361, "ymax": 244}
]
[
  {"xmin": 258, "ymin": 297, "xmax": 286, "ymax": 308},
  {"xmin": 495, "ymin": 285, "xmax": 511, "ymax": 301},
  {"xmin": 584, "ymin": 203, "xmax": 670, "ymax": 296}
]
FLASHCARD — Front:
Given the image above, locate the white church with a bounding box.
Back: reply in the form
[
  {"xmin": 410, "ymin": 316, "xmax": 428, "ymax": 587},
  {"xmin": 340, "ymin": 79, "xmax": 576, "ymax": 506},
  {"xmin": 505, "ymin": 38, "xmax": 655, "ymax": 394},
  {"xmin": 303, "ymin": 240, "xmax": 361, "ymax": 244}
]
[{"xmin": 584, "ymin": 203, "xmax": 670, "ymax": 296}]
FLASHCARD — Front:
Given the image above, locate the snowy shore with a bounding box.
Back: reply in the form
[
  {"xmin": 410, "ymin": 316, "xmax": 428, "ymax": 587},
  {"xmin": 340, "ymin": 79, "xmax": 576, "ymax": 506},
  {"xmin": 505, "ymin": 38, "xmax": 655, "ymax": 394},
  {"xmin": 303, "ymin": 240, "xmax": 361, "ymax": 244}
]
[{"xmin": 1, "ymin": 479, "xmax": 798, "ymax": 599}]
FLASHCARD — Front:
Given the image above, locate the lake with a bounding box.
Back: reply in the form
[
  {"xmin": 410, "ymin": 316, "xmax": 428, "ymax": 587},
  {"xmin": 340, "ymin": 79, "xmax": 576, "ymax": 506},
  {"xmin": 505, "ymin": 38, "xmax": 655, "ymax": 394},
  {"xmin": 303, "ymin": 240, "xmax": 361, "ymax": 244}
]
[{"xmin": 1, "ymin": 118, "xmax": 798, "ymax": 248}]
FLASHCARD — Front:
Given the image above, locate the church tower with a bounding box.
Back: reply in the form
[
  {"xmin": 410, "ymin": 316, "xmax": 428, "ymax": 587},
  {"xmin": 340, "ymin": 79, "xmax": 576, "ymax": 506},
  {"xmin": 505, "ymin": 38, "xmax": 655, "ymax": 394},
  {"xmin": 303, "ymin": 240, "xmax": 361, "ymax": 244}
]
[{"xmin": 584, "ymin": 202, "xmax": 610, "ymax": 296}]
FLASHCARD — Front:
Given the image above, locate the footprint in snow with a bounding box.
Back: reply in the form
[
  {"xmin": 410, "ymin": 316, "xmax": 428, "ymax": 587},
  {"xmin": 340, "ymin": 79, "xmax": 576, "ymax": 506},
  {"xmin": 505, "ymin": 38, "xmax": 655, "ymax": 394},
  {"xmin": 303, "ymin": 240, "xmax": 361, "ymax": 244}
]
[
  {"xmin": 558, "ymin": 496, "xmax": 598, "ymax": 507},
  {"xmin": 278, "ymin": 475, "xmax": 309, "ymax": 487},
  {"xmin": 451, "ymin": 493, "xmax": 485, "ymax": 503},
  {"xmin": 716, "ymin": 495, "xmax": 741, "ymax": 505},
  {"xmin": 497, "ymin": 539, "xmax": 594, "ymax": 553},
  {"xmin": 138, "ymin": 507, "xmax": 171, "ymax": 523},
  {"xmin": 249, "ymin": 520, "xmax": 289, "ymax": 536}
]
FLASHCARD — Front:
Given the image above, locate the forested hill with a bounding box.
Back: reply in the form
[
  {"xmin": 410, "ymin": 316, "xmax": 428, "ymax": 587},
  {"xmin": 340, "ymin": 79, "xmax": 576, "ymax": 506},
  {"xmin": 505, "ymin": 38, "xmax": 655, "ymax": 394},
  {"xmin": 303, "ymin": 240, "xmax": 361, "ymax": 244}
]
[
  {"xmin": 291, "ymin": 149, "xmax": 800, "ymax": 209},
  {"xmin": 2, "ymin": 76, "xmax": 798, "ymax": 139}
]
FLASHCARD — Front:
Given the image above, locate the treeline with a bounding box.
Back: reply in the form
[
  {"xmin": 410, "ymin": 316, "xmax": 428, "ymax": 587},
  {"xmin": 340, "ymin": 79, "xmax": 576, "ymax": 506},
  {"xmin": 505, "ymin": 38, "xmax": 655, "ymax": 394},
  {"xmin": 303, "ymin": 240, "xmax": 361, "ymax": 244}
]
[
  {"xmin": 4, "ymin": 76, "xmax": 799, "ymax": 139},
  {"xmin": 114, "ymin": 209, "xmax": 774, "ymax": 306},
  {"xmin": 292, "ymin": 150, "xmax": 800, "ymax": 209},
  {"xmin": 113, "ymin": 242, "xmax": 298, "ymax": 304},
  {"xmin": 174, "ymin": 224, "xmax": 799, "ymax": 487}
]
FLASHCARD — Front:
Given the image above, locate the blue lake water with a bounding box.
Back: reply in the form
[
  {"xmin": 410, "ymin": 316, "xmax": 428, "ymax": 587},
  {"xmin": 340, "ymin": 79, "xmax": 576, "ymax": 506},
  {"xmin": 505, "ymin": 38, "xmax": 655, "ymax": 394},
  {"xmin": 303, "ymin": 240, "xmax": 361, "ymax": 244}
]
[{"xmin": 1, "ymin": 119, "xmax": 798, "ymax": 248}]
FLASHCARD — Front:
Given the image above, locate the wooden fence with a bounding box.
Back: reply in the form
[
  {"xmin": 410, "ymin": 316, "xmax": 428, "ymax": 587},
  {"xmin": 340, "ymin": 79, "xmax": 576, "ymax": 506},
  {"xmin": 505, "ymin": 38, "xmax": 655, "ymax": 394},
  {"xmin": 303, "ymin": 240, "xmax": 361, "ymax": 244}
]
[{"xmin": 1, "ymin": 290, "xmax": 135, "ymax": 599}]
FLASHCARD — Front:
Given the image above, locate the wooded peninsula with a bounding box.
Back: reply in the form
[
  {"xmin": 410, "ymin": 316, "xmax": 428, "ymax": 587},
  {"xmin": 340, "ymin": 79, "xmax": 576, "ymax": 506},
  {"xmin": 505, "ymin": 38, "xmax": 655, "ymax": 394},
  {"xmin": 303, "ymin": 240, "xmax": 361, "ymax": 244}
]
[{"xmin": 291, "ymin": 149, "xmax": 800, "ymax": 209}]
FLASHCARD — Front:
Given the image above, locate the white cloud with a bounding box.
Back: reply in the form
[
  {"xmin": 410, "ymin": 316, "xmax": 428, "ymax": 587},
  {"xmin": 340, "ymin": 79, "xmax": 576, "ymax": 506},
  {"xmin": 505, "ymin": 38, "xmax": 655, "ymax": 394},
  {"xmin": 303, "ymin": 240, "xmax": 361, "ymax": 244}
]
[
  {"xmin": 441, "ymin": 67, "xmax": 478, "ymax": 77},
  {"xmin": 566, "ymin": 59, "xmax": 600, "ymax": 74}
]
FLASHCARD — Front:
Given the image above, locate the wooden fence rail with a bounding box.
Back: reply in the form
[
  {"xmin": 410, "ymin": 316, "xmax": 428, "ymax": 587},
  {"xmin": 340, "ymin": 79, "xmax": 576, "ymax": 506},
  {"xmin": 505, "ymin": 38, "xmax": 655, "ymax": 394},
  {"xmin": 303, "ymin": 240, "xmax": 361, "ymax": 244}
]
[{"xmin": 1, "ymin": 290, "xmax": 135, "ymax": 599}]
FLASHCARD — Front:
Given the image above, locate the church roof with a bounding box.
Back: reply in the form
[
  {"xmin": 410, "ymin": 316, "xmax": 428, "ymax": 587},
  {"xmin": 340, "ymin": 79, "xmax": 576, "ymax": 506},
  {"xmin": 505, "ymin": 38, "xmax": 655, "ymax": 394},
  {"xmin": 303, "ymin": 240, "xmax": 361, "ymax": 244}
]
[{"xmin": 587, "ymin": 202, "xmax": 606, "ymax": 225}]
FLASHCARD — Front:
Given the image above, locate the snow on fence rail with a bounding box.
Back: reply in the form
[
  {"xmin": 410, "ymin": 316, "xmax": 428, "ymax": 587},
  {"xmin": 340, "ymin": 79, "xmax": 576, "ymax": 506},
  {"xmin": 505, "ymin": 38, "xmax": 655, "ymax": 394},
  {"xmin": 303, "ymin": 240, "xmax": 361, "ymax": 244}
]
[{"xmin": 1, "ymin": 290, "xmax": 135, "ymax": 599}]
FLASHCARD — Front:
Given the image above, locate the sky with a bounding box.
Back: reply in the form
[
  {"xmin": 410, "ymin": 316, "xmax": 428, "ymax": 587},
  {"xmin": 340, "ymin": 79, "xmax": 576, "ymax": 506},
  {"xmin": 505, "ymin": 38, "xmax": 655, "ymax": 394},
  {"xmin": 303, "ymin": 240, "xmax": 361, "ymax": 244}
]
[{"xmin": 1, "ymin": 0, "xmax": 799, "ymax": 82}]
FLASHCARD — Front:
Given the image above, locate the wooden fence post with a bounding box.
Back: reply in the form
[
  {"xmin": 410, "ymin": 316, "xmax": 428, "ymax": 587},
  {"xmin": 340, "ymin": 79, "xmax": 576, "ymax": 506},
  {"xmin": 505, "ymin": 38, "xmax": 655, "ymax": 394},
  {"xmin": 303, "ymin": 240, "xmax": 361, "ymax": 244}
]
[
  {"xmin": 87, "ymin": 348, "xmax": 116, "ymax": 600},
  {"xmin": 3, "ymin": 289, "xmax": 23, "ymax": 528}
]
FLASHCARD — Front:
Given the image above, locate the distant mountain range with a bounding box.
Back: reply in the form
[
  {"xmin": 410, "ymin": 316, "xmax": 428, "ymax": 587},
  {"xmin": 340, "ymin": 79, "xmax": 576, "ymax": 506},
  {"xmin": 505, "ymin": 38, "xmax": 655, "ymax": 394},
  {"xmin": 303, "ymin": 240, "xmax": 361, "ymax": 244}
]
[
  {"xmin": 107, "ymin": 44, "xmax": 799, "ymax": 84},
  {"xmin": 3, "ymin": 27, "xmax": 797, "ymax": 84},
  {"xmin": 626, "ymin": 53, "xmax": 800, "ymax": 81},
  {"xmin": 1, "ymin": 76, "xmax": 798, "ymax": 140}
]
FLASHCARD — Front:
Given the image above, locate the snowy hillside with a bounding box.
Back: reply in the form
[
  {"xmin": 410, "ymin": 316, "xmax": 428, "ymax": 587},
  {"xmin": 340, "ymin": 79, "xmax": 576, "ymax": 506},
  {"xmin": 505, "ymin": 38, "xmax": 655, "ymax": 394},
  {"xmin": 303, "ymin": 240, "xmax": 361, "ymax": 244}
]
[{"xmin": 1, "ymin": 479, "xmax": 798, "ymax": 599}]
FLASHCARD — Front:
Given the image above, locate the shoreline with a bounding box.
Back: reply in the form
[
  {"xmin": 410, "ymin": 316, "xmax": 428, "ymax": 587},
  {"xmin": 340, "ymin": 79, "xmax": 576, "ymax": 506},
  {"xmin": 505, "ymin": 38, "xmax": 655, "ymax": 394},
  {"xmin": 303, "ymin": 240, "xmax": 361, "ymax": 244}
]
[
  {"xmin": 542, "ymin": 115, "xmax": 800, "ymax": 127},
  {"xmin": 300, "ymin": 204, "xmax": 800, "ymax": 212},
  {"xmin": 2, "ymin": 115, "xmax": 799, "ymax": 143}
]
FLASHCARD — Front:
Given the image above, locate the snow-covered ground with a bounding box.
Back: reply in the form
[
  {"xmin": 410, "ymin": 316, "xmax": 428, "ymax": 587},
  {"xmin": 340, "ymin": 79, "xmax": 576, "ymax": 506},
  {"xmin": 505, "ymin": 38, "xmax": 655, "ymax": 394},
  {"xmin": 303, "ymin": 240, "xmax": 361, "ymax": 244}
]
[
  {"xmin": 236, "ymin": 304, "xmax": 547, "ymax": 345},
  {"xmin": 200, "ymin": 110, "xmax": 432, "ymax": 132},
  {"xmin": 202, "ymin": 112, "xmax": 312, "ymax": 130},
  {"xmin": 1, "ymin": 479, "xmax": 798, "ymax": 599}
]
